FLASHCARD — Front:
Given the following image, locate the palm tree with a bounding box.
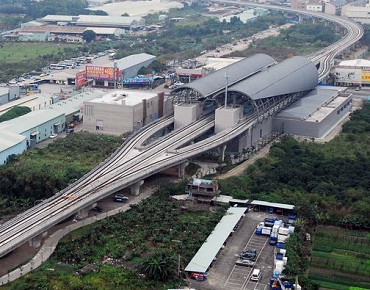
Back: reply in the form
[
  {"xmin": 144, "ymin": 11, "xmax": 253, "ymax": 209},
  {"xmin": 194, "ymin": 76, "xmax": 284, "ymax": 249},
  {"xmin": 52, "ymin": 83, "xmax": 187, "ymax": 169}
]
[{"xmin": 138, "ymin": 249, "xmax": 177, "ymax": 281}]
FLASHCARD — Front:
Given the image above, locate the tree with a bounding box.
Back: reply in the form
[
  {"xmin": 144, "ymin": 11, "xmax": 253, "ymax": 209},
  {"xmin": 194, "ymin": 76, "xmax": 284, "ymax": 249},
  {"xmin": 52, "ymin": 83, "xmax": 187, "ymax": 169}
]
[
  {"xmin": 138, "ymin": 249, "xmax": 177, "ymax": 281},
  {"xmin": 82, "ymin": 30, "xmax": 96, "ymax": 43}
]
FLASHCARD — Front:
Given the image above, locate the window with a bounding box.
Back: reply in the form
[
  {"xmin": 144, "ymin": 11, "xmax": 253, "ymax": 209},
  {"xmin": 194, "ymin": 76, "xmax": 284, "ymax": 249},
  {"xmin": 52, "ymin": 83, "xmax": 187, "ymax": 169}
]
[
  {"xmin": 337, "ymin": 110, "xmax": 340, "ymax": 114},
  {"xmin": 260, "ymin": 129, "xmax": 262, "ymax": 138}
]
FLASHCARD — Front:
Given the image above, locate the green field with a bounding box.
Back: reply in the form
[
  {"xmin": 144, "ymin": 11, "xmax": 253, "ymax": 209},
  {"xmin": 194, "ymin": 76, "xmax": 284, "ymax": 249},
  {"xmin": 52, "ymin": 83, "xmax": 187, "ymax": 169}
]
[
  {"xmin": 309, "ymin": 226, "xmax": 370, "ymax": 289},
  {"xmin": 0, "ymin": 43, "xmax": 79, "ymax": 64}
]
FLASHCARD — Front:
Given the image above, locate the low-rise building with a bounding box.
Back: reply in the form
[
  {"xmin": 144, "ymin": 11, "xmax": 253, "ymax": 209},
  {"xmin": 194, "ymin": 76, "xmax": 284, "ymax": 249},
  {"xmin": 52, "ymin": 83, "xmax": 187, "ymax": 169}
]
[
  {"xmin": 334, "ymin": 59, "xmax": 370, "ymax": 86},
  {"xmin": 0, "ymin": 94, "xmax": 53, "ymax": 116},
  {"xmin": 341, "ymin": 3, "xmax": 370, "ymax": 23},
  {"xmin": 87, "ymin": 53, "xmax": 156, "ymax": 88},
  {"xmin": 186, "ymin": 179, "xmax": 220, "ymax": 200},
  {"xmin": 39, "ymin": 14, "xmax": 145, "ymax": 31},
  {"xmin": 0, "ymin": 90, "xmax": 105, "ymax": 165},
  {"xmin": 273, "ymin": 86, "xmax": 352, "ymax": 138},
  {"xmin": 325, "ymin": 0, "xmax": 345, "ymax": 15},
  {"xmin": 0, "ymin": 86, "xmax": 20, "ymax": 106},
  {"xmin": 83, "ymin": 90, "xmax": 165, "ymax": 135},
  {"xmin": 306, "ymin": 2, "xmax": 324, "ymax": 12}
]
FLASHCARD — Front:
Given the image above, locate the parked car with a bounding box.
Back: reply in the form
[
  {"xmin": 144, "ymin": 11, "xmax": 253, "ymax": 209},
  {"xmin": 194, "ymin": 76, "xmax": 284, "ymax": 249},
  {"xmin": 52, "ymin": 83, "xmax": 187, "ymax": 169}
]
[
  {"xmin": 250, "ymin": 268, "xmax": 261, "ymax": 281},
  {"xmin": 93, "ymin": 206, "xmax": 103, "ymax": 212},
  {"xmin": 114, "ymin": 194, "xmax": 129, "ymax": 203},
  {"xmin": 236, "ymin": 249, "xmax": 257, "ymax": 267},
  {"xmin": 49, "ymin": 134, "xmax": 57, "ymax": 139}
]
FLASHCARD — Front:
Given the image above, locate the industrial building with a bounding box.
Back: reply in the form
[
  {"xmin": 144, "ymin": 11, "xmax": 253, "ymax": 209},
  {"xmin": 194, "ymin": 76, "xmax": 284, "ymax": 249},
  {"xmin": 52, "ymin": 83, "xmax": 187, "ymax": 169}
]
[
  {"xmin": 18, "ymin": 25, "xmax": 125, "ymax": 42},
  {"xmin": 334, "ymin": 59, "xmax": 370, "ymax": 86},
  {"xmin": 87, "ymin": 53, "xmax": 156, "ymax": 88},
  {"xmin": 0, "ymin": 94, "xmax": 54, "ymax": 116},
  {"xmin": 341, "ymin": 3, "xmax": 370, "ymax": 24},
  {"xmin": 83, "ymin": 90, "xmax": 165, "ymax": 135},
  {"xmin": 0, "ymin": 86, "xmax": 20, "ymax": 106},
  {"xmin": 0, "ymin": 90, "xmax": 105, "ymax": 165},
  {"xmin": 39, "ymin": 14, "xmax": 145, "ymax": 31},
  {"xmin": 273, "ymin": 86, "xmax": 352, "ymax": 138}
]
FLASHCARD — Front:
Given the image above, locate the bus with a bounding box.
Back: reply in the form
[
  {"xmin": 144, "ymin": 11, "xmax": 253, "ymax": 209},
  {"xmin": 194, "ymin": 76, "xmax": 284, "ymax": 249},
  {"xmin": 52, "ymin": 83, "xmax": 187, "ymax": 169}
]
[{"xmin": 49, "ymin": 64, "xmax": 65, "ymax": 70}]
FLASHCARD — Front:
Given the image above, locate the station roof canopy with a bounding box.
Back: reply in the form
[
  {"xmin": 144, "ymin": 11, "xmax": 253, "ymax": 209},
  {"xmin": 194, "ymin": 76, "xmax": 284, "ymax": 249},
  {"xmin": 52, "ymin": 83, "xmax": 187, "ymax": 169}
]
[
  {"xmin": 173, "ymin": 54, "xmax": 276, "ymax": 98},
  {"xmin": 227, "ymin": 56, "xmax": 318, "ymax": 101},
  {"xmin": 250, "ymin": 200, "xmax": 295, "ymax": 210},
  {"xmin": 185, "ymin": 207, "xmax": 246, "ymax": 274}
]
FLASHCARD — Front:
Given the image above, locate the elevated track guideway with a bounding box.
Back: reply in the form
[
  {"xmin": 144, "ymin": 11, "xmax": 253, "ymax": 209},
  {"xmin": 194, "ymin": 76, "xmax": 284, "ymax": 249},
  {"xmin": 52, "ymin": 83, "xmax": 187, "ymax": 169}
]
[{"xmin": 0, "ymin": 3, "xmax": 363, "ymax": 260}]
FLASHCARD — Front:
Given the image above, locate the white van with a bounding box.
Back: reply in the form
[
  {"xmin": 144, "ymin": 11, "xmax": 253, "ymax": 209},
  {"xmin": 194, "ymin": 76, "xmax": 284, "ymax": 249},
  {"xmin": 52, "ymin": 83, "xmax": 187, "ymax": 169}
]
[{"xmin": 250, "ymin": 269, "xmax": 261, "ymax": 282}]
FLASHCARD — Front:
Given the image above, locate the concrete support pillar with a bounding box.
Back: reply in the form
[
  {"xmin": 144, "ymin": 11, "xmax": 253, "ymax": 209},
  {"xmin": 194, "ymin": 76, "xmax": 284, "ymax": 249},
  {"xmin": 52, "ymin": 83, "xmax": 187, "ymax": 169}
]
[
  {"xmin": 298, "ymin": 15, "xmax": 303, "ymax": 23},
  {"xmin": 76, "ymin": 203, "xmax": 96, "ymax": 220},
  {"xmin": 28, "ymin": 231, "xmax": 48, "ymax": 248},
  {"xmin": 178, "ymin": 163, "xmax": 187, "ymax": 179},
  {"xmin": 217, "ymin": 144, "xmax": 227, "ymax": 163},
  {"xmin": 130, "ymin": 180, "xmax": 144, "ymax": 196},
  {"xmin": 312, "ymin": 18, "xmax": 317, "ymax": 24}
]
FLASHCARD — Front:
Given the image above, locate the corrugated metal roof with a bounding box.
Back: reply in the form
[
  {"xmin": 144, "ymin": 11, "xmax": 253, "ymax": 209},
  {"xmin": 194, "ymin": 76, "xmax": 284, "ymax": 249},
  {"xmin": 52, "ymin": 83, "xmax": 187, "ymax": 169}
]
[
  {"xmin": 228, "ymin": 56, "xmax": 318, "ymax": 101},
  {"xmin": 0, "ymin": 131, "xmax": 25, "ymax": 152},
  {"xmin": 20, "ymin": 25, "xmax": 86, "ymax": 34},
  {"xmin": 104, "ymin": 53, "xmax": 156, "ymax": 71},
  {"xmin": 40, "ymin": 15, "xmax": 74, "ymax": 22},
  {"xmin": 174, "ymin": 54, "xmax": 276, "ymax": 98},
  {"xmin": 338, "ymin": 58, "xmax": 370, "ymax": 68},
  {"xmin": 250, "ymin": 200, "xmax": 294, "ymax": 210},
  {"xmin": 275, "ymin": 87, "xmax": 340, "ymax": 120},
  {"xmin": 185, "ymin": 207, "xmax": 246, "ymax": 273},
  {"xmin": 76, "ymin": 15, "xmax": 142, "ymax": 26}
]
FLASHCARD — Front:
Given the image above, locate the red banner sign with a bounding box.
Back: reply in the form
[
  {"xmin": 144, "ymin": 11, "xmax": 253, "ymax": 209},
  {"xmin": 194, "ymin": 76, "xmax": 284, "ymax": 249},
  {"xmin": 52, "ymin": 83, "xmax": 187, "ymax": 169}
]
[
  {"xmin": 76, "ymin": 70, "xmax": 86, "ymax": 88},
  {"xmin": 85, "ymin": 66, "xmax": 119, "ymax": 80}
]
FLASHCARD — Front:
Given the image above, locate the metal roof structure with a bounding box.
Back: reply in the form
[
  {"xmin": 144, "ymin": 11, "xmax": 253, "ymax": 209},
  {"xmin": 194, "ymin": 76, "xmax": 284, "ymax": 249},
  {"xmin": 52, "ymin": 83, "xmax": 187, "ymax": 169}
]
[
  {"xmin": 103, "ymin": 53, "xmax": 156, "ymax": 71},
  {"xmin": 40, "ymin": 15, "xmax": 74, "ymax": 22},
  {"xmin": 76, "ymin": 15, "xmax": 143, "ymax": 27},
  {"xmin": 173, "ymin": 54, "xmax": 276, "ymax": 98},
  {"xmin": 275, "ymin": 87, "xmax": 343, "ymax": 120},
  {"xmin": 338, "ymin": 58, "xmax": 370, "ymax": 68},
  {"xmin": 185, "ymin": 207, "xmax": 246, "ymax": 274},
  {"xmin": 250, "ymin": 200, "xmax": 294, "ymax": 210},
  {"xmin": 0, "ymin": 131, "xmax": 25, "ymax": 152},
  {"xmin": 226, "ymin": 56, "xmax": 318, "ymax": 101}
]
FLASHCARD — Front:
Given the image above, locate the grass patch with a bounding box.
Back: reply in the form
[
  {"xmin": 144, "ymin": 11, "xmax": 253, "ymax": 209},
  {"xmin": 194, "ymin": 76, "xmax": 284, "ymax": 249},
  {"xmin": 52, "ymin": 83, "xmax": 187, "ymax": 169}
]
[
  {"xmin": 0, "ymin": 43, "xmax": 79, "ymax": 64},
  {"xmin": 309, "ymin": 273, "xmax": 370, "ymax": 289}
]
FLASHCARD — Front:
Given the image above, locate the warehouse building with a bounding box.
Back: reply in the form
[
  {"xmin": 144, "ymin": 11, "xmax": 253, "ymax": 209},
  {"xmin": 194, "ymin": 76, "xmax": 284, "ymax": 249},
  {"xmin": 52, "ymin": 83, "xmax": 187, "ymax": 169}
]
[
  {"xmin": 83, "ymin": 90, "xmax": 165, "ymax": 135},
  {"xmin": 0, "ymin": 86, "xmax": 20, "ymax": 106},
  {"xmin": 0, "ymin": 94, "xmax": 54, "ymax": 116},
  {"xmin": 341, "ymin": 3, "xmax": 370, "ymax": 24},
  {"xmin": 87, "ymin": 53, "xmax": 156, "ymax": 88},
  {"xmin": 0, "ymin": 90, "xmax": 105, "ymax": 165},
  {"xmin": 39, "ymin": 14, "xmax": 145, "ymax": 31},
  {"xmin": 273, "ymin": 87, "xmax": 352, "ymax": 138},
  {"xmin": 334, "ymin": 59, "xmax": 370, "ymax": 87}
]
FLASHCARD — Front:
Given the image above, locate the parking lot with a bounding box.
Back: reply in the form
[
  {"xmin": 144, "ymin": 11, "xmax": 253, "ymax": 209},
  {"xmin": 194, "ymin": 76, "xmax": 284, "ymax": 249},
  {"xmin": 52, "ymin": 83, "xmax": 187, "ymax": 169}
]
[{"xmin": 207, "ymin": 211, "xmax": 277, "ymax": 290}]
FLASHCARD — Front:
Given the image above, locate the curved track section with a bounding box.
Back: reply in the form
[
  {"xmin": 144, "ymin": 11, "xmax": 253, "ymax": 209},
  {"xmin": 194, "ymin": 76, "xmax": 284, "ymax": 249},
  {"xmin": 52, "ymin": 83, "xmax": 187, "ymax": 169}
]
[{"xmin": 0, "ymin": 2, "xmax": 363, "ymax": 258}]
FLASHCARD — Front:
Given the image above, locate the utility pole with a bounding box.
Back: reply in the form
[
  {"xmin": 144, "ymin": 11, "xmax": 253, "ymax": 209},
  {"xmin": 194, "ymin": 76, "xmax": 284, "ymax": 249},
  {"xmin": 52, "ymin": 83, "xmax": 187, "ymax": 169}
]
[
  {"xmin": 224, "ymin": 69, "xmax": 229, "ymax": 108},
  {"xmin": 178, "ymin": 254, "xmax": 181, "ymax": 279}
]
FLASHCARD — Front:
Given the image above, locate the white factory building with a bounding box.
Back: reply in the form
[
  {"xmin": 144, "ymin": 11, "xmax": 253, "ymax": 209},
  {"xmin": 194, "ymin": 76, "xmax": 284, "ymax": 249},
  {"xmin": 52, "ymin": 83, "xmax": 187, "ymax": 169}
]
[
  {"xmin": 273, "ymin": 86, "xmax": 352, "ymax": 138},
  {"xmin": 0, "ymin": 86, "xmax": 20, "ymax": 106},
  {"xmin": 83, "ymin": 90, "xmax": 169, "ymax": 135},
  {"xmin": 334, "ymin": 59, "xmax": 370, "ymax": 87},
  {"xmin": 341, "ymin": 3, "xmax": 370, "ymax": 24},
  {"xmin": 39, "ymin": 14, "xmax": 145, "ymax": 30},
  {"xmin": 0, "ymin": 90, "xmax": 105, "ymax": 165}
]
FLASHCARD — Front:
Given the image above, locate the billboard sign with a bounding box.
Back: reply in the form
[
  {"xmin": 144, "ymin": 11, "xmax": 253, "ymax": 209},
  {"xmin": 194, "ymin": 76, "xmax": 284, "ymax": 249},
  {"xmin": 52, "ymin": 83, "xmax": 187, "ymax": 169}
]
[
  {"xmin": 123, "ymin": 77, "xmax": 154, "ymax": 85},
  {"xmin": 361, "ymin": 72, "xmax": 370, "ymax": 83},
  {"xmin": 85, "ymin": 66, "xmax": 119, "ymax": 80},
  {"xmin": 76, "ymin": 70, "xmax": 86, "ymax": 88}
]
